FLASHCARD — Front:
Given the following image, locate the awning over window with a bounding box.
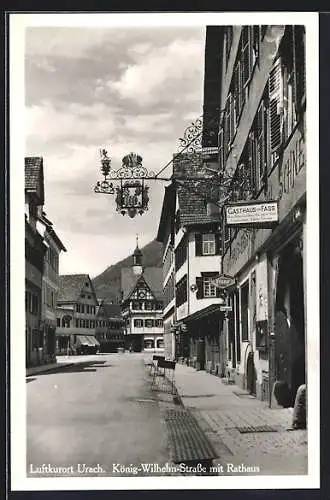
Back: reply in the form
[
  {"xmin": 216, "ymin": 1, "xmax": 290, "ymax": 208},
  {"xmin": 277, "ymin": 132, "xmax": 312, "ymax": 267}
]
[{"xmin": 76, "ymin": 335, "xmax": 100, "ymax": 347}]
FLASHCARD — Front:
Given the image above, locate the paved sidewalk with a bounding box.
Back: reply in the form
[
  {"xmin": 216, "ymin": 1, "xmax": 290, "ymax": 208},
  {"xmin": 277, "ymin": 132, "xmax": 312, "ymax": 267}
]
[
  {"xmin": 26, "ymin": 355, "xmax": 94, "ymax": 376},
  {"xmin": 172, "ymin": 363, "xmax": 308, "ymax": 475}
]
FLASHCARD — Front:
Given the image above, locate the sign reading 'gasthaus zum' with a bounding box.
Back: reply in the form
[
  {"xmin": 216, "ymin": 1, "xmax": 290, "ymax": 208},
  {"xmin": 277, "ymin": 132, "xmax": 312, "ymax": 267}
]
[{"xmin": 225, "ymin": 201, "xmax": 279, "ymax": 226}]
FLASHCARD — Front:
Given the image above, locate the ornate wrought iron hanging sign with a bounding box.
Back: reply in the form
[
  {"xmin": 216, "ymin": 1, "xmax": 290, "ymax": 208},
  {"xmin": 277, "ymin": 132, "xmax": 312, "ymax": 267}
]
[{"xmin": 94, "ymin": 149, "xmax": 155, "ymax": 218}]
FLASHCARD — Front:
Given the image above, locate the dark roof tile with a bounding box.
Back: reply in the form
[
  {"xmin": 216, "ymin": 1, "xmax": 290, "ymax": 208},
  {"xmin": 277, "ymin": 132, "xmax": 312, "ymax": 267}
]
[
  {"xmin": 25, "ymin": 156, "xmax": 45, "ymax": 204},
  {"xmin": 58, "ymin": 274, "xmax": 94, "ymax": 303}
]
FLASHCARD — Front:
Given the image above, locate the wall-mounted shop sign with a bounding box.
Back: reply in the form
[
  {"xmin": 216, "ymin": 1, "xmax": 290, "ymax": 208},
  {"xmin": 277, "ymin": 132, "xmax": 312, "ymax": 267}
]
[
  {"xmin": 225, "ymin": 201, "xmax": 279, "ymax": 227},
  {"xmin": 219, "ymin": 305, "xmax": 232, "ymax": 312},
  {"xmin": 212, "ymin": 274, "xmax": 236, "ymax": 289}
]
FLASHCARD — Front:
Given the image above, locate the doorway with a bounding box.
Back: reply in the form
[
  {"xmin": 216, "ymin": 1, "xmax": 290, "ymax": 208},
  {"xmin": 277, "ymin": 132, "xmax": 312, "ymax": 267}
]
[
  {"xmin": 246, "ymin": 351, "xmax": 256, "ymax": 395},
  {"xmin": 274, "ymin": 239, "xmax": 305, "ymax": 405}
]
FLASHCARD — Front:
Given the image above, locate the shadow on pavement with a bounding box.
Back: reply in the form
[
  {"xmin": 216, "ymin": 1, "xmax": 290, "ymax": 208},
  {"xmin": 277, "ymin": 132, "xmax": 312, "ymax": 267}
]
[{"xmin": 30, "ymin": 360, "xmax": 111, "ymax": 376}]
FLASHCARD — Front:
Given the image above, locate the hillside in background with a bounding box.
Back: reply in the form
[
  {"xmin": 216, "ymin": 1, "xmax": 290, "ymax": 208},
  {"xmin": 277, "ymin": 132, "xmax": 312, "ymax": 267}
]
[{"xmin": 92, "ymin": 239, "xmax": 163, "ymax": 303}]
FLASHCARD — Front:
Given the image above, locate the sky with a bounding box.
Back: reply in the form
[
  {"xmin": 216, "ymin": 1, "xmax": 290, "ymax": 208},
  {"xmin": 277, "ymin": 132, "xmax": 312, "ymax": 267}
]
[{"xmin": 25, "ymin": 23, "xmax": 206, "ymax": 278}]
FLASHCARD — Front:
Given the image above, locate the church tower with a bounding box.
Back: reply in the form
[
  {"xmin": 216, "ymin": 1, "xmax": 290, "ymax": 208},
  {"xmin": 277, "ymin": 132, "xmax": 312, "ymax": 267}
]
[{"xmin": 132, "ymin": 235, "xmax": 143, "ymax": 276}]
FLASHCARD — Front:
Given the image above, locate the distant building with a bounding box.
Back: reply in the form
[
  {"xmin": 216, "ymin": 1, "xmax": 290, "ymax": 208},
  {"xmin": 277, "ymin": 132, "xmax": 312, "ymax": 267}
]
[
  {"xmin": 37, "ymin": 212, "xmax": 66, "ymax": 364},
  {"xmin": 95, "ymin": 301, "xmax": 125, "ymax": 352},
  {"xmin": 56, "ymin": 274, "xmax": 99, "ymax": 354},
  {"xmin": 25, "ymin": 157, "xmax": 47, "ymax": 367},
  {"xmin": 121, "ymin": 240, "xmax": 164, "ymax": 352}
]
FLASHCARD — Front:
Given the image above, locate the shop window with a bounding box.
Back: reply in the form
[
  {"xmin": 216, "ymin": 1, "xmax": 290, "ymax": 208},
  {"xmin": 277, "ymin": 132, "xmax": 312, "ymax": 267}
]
[
  {"xmin": 144, "ymin": 339, "xmax": 155, "ymax": 349},
  {"xmin": 240, "ymin": 282, "xmax": 249, "ymax": 341},
  {"xmin": 134, "ymin": 319, "xmax": 143, "ymax": 328},
  {"xmin": 256, "ymin": 320, "xmax": 268, "ymax": 351}
]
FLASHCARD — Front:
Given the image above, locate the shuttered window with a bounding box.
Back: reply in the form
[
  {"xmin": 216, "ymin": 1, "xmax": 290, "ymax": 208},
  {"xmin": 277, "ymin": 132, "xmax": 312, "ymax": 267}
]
[
  {"xmin": 241, "ymin": 26, "xmax": 252, "ymax": 87},
  {"xmin": 252, "ymin": 26, "xmax": 260, "ymax": 66},
  {"xmin": 218, "ymin": 128, "xmax": 224, "ymax": 172},
  {"xmin": 268, "ymin": 57, "xmax": 283, "ymax": 156}
]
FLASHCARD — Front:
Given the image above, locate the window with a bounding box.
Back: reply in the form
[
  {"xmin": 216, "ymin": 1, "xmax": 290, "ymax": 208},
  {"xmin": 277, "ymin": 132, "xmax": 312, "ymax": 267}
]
[
  {"xmin": 195, "ymin": 233, "xmax": 220, "ymax": 256},
  {"xmin": 134, "ymin": 319, "xmax": 143, "ymax": 328},
  {"xmin": 145, "ymin": 319, "xmax": 154, "ymax": 328},
  {"xmin": 144, "ymin": 339, "xmax": 155, "ymax": 349},
  {"xmin": 241, "ymin": 26, "xmax": 252, "ymax": 87},
  {"xmin": 240, "ymin": 282, "xmax": 249, "ymax": 341},
  {"xmin": 252, "ymin": 26, "xmax": 260, "ymax": 67},
  {"xmin": 250, "ymin": 98, "xmax": 268, "ymax": 192},
  {"xmin": 81, "ymin": 293, "xmax": 85, "ymax": 298},
  {"xmin": 203, "ymin": 277, "xmax": 217, "ymax": 298},
  {"xmin": 175, "ymin": 234, "xmax": 187, "ymax": 271},
  {"xmin": 202, "ymin": 234, "xmax": 216, "ymax": 255},
  {"xmin": 157, "ymin": 338, "xmax": 164, "ymax": 349},
  {"xmin": 196, "ymin": 273, "xmax": 220, "ymax": 299},
  {"xmin": 75, "ymin": 319, "xmax": 79, "ymax": 328},
  {"xmin": 62, "ymin": 315, "xmax": 71, "ymax": 328},
  {"xmin": 155, "ymin": 319, "xmax": 163, "ymax": 327},
  {"xmin": 268, "ymin": 57, "xmax": 283, "ymax": 165},
  {"xmin": 145, "ymin": 302, "xmax": 153, "ymax": 311},
  {"xmin": 176, "ymin": 275, "xmax": 188, "ymax": 308},
  {"xmin": 57, "ymin": 318, "xmax": 61, "ymax": 327}
]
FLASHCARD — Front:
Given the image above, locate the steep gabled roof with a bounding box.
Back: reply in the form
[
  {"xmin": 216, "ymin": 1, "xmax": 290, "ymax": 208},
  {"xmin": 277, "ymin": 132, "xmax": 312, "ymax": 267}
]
[
  {"xmin": 58, "ymin": 274, "xmax": 95, "ymax": 303},
  {"xmin": 25, "ymin": 156, "xmax": 45, "ymax": 205},
  {"xmin": 98, "ymin": 302, "xmax": 122, "ymax": 319},
  {"xmin": 121, "ymin": 267, "xmax": 163, "ymax": 302},
  {"xmin": 143, "ymin": 267, "xmax": 163, "ymax": 301}
]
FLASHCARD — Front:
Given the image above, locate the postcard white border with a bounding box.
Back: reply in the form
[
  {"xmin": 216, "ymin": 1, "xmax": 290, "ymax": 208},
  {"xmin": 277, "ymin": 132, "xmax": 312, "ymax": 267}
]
[{"xmin": 10, "ymin": 11, "xmax": 319, "ymax": 491}]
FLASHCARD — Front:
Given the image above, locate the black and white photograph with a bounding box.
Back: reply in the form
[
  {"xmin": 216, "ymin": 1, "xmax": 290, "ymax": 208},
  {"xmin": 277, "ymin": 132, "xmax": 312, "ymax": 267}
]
[{"xmin": 9, "ymin": 12, "xmax": 319, "ymax": 490}]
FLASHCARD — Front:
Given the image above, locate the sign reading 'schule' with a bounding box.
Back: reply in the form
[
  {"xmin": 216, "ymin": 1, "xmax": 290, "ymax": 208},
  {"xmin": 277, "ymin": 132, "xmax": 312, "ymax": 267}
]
[{"xmin": 225, "ymin": 201, "xmax": 279, "ymax": 226}]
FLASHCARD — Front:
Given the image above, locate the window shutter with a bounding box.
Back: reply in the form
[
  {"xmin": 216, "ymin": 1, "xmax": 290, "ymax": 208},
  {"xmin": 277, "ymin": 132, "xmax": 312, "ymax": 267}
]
[
  {"xmin": 196, "ymin": 277, "xmax": 203, "ymax": 299},
  {"xmin": 215, "ymin": 234, "xmax": 221, "ymax": 255},
  {"xmin": 195, "ymin": 233, "xmax": 202, "ymax": 256},
  {"xmin": 241, "ymin": 27, "xmax": 251, "ymax": 86},
  {"xmin": 218, "ymin": 129, "xmax": 224, "ymax": 172},
  {"xmin": 268, "ymin": 58, "xmax": 283, "ymax": 152}
]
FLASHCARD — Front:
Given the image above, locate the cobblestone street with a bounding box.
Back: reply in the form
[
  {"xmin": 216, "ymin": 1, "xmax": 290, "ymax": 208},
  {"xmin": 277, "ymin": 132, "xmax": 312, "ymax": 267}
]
[{"xmin": 171, "ymin": 362, "xmax": 308, "ymax": 475}]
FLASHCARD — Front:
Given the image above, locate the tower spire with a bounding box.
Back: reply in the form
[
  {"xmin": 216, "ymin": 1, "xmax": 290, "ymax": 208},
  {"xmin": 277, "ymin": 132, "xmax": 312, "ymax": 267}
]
[{"xmin": 132, "ymin": 234, "xmax": 143, "ymax": 275}]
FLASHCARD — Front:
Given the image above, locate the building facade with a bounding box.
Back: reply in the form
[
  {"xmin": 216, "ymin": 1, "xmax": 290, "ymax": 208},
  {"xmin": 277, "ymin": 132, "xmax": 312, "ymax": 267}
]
[
  {"xmin": 158, "ymin": 153, "xmax": 224, "ymax": 371},
  {"xmin": 56, "ymin": 274, "xmax": 100, "ymax": 354},
  {"xmin": 217, "ymin": 25, "xmax": 306, "ymax": 405},
  {"xmin": 37, "ymin": 212, "xmax": 66, "ymax": 364},
  {"xmin": 121, "ymin": 243, "xmax": 164, "ymax": 353},
  {"xmin": 25, "ymin": 157, "xmax": 47, "ymax": 367},
  {"xmin": 95, "ymin": 302, "xmax": 125, "ymax": 352}
]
